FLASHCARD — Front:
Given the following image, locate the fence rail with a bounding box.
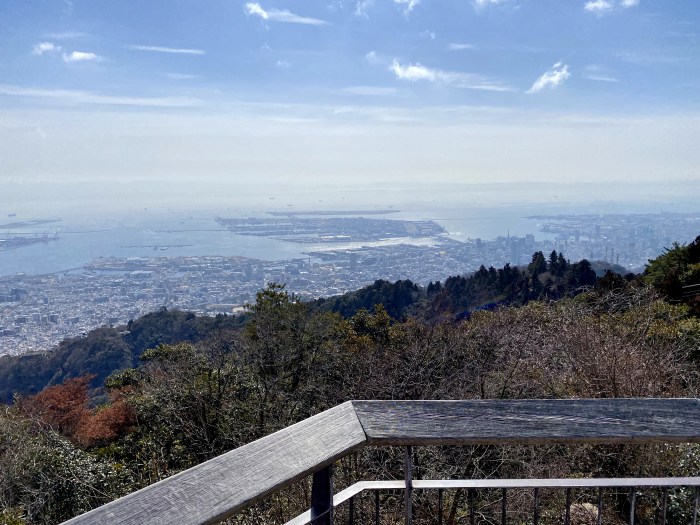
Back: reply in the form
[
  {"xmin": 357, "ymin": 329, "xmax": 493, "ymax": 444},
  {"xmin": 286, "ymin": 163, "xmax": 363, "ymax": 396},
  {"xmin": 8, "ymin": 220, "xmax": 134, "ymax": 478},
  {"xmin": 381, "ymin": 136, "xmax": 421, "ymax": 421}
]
[
  {"xmin": 285, "ymin": 477, "xmax": 700, "ymax": 525},
  {"xmin": 61, "ymin": 398, "xmax": 700, "ymax": 525}
]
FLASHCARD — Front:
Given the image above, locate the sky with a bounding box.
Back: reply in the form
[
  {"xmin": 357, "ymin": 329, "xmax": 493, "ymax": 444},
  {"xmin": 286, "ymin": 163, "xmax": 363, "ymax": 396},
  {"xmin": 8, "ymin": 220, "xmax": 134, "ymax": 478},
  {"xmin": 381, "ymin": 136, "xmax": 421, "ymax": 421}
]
[{"xmin": 0, "ymin": 0, "xmax": 699, "ymax": 214}]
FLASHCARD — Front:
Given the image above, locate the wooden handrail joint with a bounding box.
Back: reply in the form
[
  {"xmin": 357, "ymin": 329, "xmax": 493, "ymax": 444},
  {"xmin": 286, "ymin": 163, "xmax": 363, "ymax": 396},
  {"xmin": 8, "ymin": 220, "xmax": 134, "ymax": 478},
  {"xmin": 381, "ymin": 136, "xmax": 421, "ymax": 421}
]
[{"xmin": 61, "ymin": 399, "xmax": 700, "ymax": 525}]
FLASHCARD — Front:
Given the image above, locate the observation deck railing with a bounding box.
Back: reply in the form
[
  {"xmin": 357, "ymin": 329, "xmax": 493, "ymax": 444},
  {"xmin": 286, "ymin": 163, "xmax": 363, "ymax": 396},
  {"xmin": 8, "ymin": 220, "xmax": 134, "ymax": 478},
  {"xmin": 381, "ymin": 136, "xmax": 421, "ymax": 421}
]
[{"xmin": 61, "ymin": 399, "xmax": 700, "ymax": 525}]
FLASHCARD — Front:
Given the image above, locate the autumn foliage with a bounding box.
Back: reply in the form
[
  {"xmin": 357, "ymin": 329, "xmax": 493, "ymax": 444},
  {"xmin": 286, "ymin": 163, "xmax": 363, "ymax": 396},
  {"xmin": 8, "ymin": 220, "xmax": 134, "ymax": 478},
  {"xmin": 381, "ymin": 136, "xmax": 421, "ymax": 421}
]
[
  {"xmin": 20, "ymin": 375, "xmax": 135, "ymax": 447},
  {"xmin": 21, "ymin": 376, "xmax": 92, "ymax": 438}
]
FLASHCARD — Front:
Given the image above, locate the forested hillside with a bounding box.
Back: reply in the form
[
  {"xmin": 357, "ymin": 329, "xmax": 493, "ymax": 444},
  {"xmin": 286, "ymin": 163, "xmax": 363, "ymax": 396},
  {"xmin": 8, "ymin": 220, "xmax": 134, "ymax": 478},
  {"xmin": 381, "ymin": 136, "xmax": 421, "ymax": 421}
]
[
  {"xmin": 1, "ymin": 241, "xmax": 699, "ymax": 524},
  {"xmin": 0, "ymin": 309, "xmax": 245, "ymax": 403}
]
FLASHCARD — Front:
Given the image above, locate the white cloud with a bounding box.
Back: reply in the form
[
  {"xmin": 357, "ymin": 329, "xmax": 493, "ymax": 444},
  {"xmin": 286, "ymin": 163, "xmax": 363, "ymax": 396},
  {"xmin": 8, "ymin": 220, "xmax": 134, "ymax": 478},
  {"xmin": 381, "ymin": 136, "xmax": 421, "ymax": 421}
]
[
  {"xmin": 420, "ymin": 30, "xmax": 436, "ymax": 40},
  {"xmin": 166, "ymin": 73, "xmax": 199, "ymax": 80},
  {"xmin": 62, "ymin": 51, "xmax": 102, "ymax": 62},
  {"xmin": 474, "ymin": 0, "xmax": 502, "ymax": 8},
  {"xmin": 584, "ymin": 0, "xmax": 613, "ymax": 14},
  {"xmin": 586, "ymin": 75, "xmax": 619, "ymax": 83},
  {"xmin": 527, "ymin": 62, "xmax": 571, "ymax": 93},
  {"xmin": 341, "ymin": 86, "xmax": 397, "ymax": 96},
  {"xmin": 585, "ymin": 0, "xmax": 638, "ymax": 15},
  {"xmin": 244, "ymin": 3, "xmax": 329, "ymax": 25},
  {"xmin": 276, "ymin": 60, "xmax": 291, "ymax": 68},
  {"xmin": 366, "ymin": 50, "xmax": 383, "ymax": 65},
  {"xmin": 394, "ymin": 0, "xmax": 420, "ymax": 15},
  {"xmin": 583, "ymin": 0, "xmax": 640, "ymax": 15},
  {"xmin": 0, "ymin": 84, "xmax": 198, "ymax": 107},
  {"xmin": 32, "ymin": 42, "xmax": 61, "ymax": 56},
  {"xmin": 390, "ymin": 59, "xmax": 514, "ymax": 92},
  {"xmin": 583, "ymin": 65, "xmax": 618, "ymax": 83},
  {"xmin": 44, "ymin": 31, "xmax": 88, "ymax": 40},
  {"xmin": 128, "ymin": 45, "xmax": 205, "ymax": 55},
  {"xmin": 391, "ymin": 60, "xmax": 436, "ymax": 81},
  {"xmin": 448, "ymin": 43, "xmax": 476, "ymax": 51},
  {"xmin": 245, "ymin": 3, "xmax": 268, "ymax": 19},
  {"xmin": 354, "ymin": 0, "xmax": 374, "ymax": 17},
  {"xmin": 616, "ymin": 50, "xmax": 684, "ymax": 65}
]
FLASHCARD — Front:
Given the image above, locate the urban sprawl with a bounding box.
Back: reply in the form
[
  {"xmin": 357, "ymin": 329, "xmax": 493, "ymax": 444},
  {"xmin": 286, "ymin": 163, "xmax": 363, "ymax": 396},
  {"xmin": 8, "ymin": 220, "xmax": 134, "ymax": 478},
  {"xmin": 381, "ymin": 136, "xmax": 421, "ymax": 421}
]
[{"xmin": 0, "ymin": 212, "xmax": 697, "ymax": 356}]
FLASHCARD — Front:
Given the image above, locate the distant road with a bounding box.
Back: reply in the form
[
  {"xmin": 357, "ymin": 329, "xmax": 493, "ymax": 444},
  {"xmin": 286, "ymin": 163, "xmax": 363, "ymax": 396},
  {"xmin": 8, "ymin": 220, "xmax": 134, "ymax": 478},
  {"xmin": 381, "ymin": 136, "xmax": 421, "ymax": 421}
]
[
  {"xmin": 153, "ymin": 229, "xmax": 227, "ymax": 233},
  {"xmin": 120, "ymin": 244, "xmax": 193, "ymax": 249},
  {"xmin": 267, "ymin": 210, "xmax": 400, "ymax": 216}
]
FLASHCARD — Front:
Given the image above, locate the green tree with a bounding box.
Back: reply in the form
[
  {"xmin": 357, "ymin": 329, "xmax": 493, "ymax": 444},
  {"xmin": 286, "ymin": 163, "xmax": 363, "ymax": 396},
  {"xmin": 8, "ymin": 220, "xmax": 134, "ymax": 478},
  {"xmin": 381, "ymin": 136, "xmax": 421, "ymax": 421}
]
[
  {"xmin": 0, "ymin": 406, "xmax": 127, "ymax": 524},
  {"xmin": 244, "ymin": 283, "xmax": 341, "ymax": 434},
  {"xmin": 645, "ymin": 236, "xmax": 700, "ymax": 315}
]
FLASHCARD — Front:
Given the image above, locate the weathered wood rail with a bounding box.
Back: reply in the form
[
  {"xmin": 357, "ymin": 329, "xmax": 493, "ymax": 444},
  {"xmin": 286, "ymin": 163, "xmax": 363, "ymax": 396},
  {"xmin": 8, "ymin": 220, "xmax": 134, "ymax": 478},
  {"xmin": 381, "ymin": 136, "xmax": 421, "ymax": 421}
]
[{"xmin": 61, "ymin": 399, "xmax": 700, "ymax": 525}]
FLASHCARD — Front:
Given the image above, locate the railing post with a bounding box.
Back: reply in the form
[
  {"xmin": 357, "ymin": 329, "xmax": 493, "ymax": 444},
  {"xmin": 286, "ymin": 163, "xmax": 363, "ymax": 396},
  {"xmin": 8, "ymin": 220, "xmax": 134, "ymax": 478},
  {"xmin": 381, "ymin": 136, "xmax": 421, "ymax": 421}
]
[
  {"xmin": 311, "ymin": 465, "xmax": 333, "ymax": 525},
  {"xmin": 533, "ymin": 487, "xmax": 539, "ymax": 525},
  {"xmin": 628, "ymin": 488, "xmax": 635, "ymax": 525},
  {"xmin": 405, "ymin": 446, "xmax": 413, "ymax": 525},
  {"xmin": 660, "ymin": 488, "xmax": 667, "ymax": 525},
  {"xmin": 470, "ymin": 489, "xmax": 476, "ymax": 525},
  {"xmin": 469, "ymin": 488, "xmax": 476, "ymax": 525}
]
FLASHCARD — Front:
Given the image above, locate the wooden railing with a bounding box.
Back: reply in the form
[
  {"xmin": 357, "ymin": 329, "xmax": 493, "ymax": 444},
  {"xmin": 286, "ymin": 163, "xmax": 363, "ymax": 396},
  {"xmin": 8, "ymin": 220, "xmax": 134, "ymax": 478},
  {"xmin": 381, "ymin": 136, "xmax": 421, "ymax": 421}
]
[{"xmin": 61, "ymin": 399, "xmax": 700, "ymax": 525}]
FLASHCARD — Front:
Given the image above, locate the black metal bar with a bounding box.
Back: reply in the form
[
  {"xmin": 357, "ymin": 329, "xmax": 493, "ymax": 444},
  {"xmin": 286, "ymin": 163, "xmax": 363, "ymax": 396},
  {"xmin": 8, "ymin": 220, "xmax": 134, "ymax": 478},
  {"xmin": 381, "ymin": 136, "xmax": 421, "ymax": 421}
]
[
  {"xmin": 405, "ymin": 446, "xmax": 413, "ymax": 525},
  {"xmin": 290, "ymin": 480, "xmax": 700, "ymax": 525},
  {"xmin": 502, "ymin": 488, "xmax": 507, "ymax": 525},
  {"xmin": 375, "ymin": 491, "xmax": 380, "ymax": 525},
  {"xmin": 629, "ymin": 487, "xmax": 636, "ymax": 525},
  {"xmin": 311, "ymin": 466, "xmax": 334, "ymax": 525},
  {"xmin": 469, "ymin": 488, "xmax": 476, "ymax": 525},
  {"xmin": 660, "ymin": 488, "xmax": 667, "ymax": 525},
  {"xmin": 403, "ymin": 446, "xmax": 413, "ymax": 525}
]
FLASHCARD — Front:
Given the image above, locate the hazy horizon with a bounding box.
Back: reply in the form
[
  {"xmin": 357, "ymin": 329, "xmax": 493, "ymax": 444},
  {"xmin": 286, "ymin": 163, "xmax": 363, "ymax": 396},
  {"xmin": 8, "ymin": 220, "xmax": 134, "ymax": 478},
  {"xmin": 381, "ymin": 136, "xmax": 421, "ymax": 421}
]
[
  {"xmin": 2, "ymin": 178, "xmax": 699, "ymax": 220},
  {"xmin": 1, "ymin": 0, "xmax": 699, "ymax": 217}
]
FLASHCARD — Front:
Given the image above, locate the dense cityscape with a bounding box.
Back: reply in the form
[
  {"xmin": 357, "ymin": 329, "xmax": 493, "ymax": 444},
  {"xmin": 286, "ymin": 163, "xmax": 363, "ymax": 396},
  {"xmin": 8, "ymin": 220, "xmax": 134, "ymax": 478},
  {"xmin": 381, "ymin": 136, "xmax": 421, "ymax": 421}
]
[{"xmin": 0, "ymin": 211, "xmax": 698, "ymax": 356}]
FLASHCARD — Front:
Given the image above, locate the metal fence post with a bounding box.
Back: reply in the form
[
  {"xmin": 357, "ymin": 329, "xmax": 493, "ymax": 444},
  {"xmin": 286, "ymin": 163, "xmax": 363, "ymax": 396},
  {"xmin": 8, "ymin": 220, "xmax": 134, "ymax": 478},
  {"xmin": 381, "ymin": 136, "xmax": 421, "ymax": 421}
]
[
  {"xmin": 375, "ymin": 491, "xmax": 380, "ymax": 525},
  {"xmin": 405, "ymin": 446, "xmax": 413, "ymax": 525},
  {"xmin": 629, "ymin": 488, "xmax": 635, "ymax": 525},
  {"xmin": 533, "ymin": 487, "xmax": 539, "ymax": 525},
  {"xmin": 660, "ymin": 488, "xmax": 667, "ymax": 525},
  {"xmin": 469, "ymin": 488, "xmax": 476, "ymax": 525},
  {"xmin": 311, "ymin": 466, "xmax": 333, "ymax": 525}
]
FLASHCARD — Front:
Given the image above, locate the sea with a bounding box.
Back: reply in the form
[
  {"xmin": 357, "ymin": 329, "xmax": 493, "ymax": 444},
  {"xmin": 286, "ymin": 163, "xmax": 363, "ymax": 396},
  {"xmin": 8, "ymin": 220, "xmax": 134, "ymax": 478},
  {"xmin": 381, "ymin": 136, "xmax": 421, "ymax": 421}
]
[{"xmin": 2, "ymin": 181, "xmax": 697, "ymax": 277}]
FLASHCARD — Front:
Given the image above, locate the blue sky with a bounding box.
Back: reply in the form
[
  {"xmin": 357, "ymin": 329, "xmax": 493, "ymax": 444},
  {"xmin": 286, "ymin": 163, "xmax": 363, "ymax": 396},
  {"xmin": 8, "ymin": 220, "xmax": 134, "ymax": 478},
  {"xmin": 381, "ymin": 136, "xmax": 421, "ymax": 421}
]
[{"xmin": 1, "ymin": 0, "xmax": 699, "ymax": 214}]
